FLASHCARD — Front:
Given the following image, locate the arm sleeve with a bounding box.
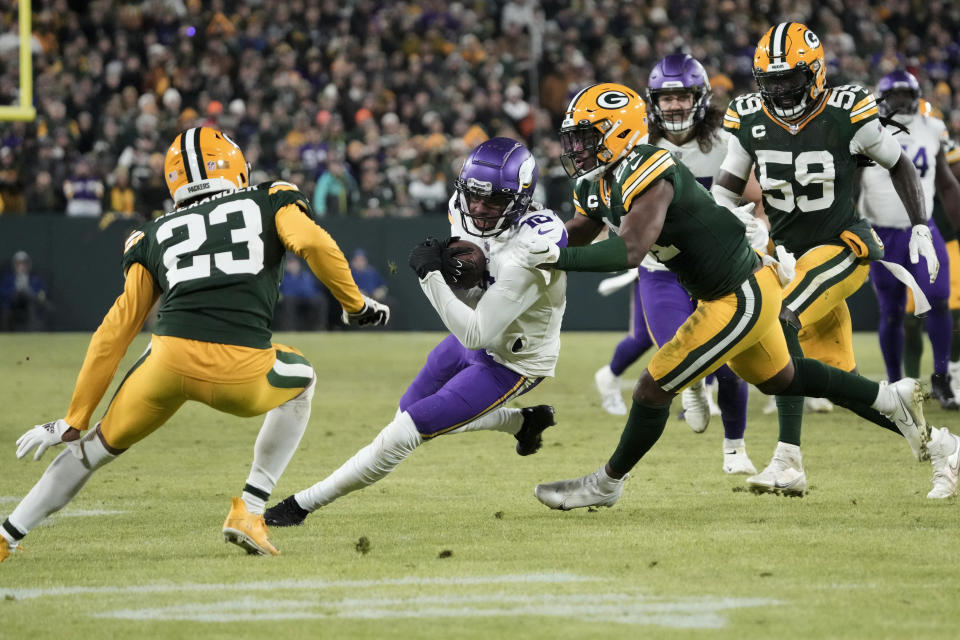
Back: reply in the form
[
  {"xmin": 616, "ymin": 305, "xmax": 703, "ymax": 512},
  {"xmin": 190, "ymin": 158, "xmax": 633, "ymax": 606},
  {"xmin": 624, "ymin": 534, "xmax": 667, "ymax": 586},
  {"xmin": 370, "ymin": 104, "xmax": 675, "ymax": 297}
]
[
  {"xmin": 717, "ymin": 133, "xmax": 754, "ymax": 181},
  {"xmin": 418, "ymin": 265, "xmax": 542, "ymax": 350},
  {"xmin": 64, "ymin": 263, "xmax": 160, "ymax": 429},
  {"xmin": 850, "ymin": 120, "xmax": 901, "ymax": 170},
  {"xmin": 554, "ymin": 233, "xmax": 631, "ymax": 272},
  {"xmin": 275, "ymin": 203, "xmax": 365, "ymax": 313}
]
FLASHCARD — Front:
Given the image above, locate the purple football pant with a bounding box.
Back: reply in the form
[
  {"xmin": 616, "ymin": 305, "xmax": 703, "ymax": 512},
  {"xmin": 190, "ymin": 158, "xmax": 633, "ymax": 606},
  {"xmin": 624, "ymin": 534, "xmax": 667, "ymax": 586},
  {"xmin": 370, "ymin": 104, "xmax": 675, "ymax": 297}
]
[
  {"xmin": 871, "ymin": 224, "xmax": 952, "ymax": 380},
  {"xmin": 609, "ymin": 271, "xmax": 655, "ymax": 376},
  {"xmin": 637, "ymin": 268, "xmax": 748, "ymax": 440},
  {"xmin": 399, "ymin": 334, "xmax": 541, "ymax": 437}
]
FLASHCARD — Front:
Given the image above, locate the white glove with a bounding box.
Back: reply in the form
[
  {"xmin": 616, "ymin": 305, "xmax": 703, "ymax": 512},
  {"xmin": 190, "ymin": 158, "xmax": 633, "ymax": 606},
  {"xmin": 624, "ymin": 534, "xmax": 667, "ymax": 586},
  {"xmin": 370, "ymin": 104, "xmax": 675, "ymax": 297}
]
[
  {"xmin": 908, "ymin": 224, "xmax": 939, "ymax": 284},
  {"xmin": 513, "ymin": 236, "xmax": 560, "ymax": 269},
  {"xmin": 342, "ymin": 294, "xmax": 391, "ymax": 327},
  {"xmin": 597, "ymin": 270, "xmax": 638, "ymax": 296},
  {"xmin": 771, "ymin": 245, "xmax": 796, "ymax": 286},
  {"xmin": 729, "ymin": 202, "xmax": 769, "ymax": 252},
  {"xmin": 16, "ymin": 419, "xmax": 75, "ymax": 461}
]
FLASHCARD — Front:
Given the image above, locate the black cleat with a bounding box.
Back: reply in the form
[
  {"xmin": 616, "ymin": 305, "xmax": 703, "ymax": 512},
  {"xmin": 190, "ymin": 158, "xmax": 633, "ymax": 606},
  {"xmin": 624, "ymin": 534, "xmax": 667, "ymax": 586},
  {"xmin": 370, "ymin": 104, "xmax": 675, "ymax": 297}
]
[
  {"xmin": 515, "ymin": 405, "xmax": 556, "ymax": 456},
  {"xmin": 931, "ymin": 373, "xmax": 959, "ymax": 410},
  {"xmin": 263, "ymin": 495, "xmax": 310, "ymax": 527}
]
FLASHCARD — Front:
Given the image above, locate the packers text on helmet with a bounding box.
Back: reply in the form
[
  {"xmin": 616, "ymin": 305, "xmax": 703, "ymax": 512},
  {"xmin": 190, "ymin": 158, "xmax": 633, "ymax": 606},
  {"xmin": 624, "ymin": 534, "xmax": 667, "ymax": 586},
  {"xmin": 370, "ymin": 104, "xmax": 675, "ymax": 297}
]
[
  {"xmin": 559, "ymin": 83, "xmax": 648, "ymax": 182},
  {"xmin": 164, "ymin": 127, "xmax": 249, "ymax": 206},
  {"xmin": 753, "ymin": 22, "xmax": 826, "ymax": 120}
]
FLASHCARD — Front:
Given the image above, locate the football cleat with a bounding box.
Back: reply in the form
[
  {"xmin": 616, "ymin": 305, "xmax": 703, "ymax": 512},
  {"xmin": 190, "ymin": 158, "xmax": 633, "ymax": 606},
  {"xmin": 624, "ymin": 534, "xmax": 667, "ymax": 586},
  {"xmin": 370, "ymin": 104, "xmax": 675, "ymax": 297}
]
[
  {"xmin": 927, "ymin": 427, "xmax": 960, "ymax": 499},
  {"xmin": 222, "ymin": 496, "xmax": 280, "ymax": 556},
  {"xmin": 722, "ymin": 439, "xmax": 758, "ymax": 475},
  {"xmin": 515, "ymin": 405, "xmax": 556, "ymax": 456},
  {"xmin": 879, "ymin": 379, "xmax": 930, "ymax": 461},
  {"xmin": 681, "ymin": 380, "xmax": 710, "ymax": 433},
  {"xmin": 594, "ymin": 365, "xmax": 627, "ymax": 415},
  {"xmin": 747, "ymin": 442, "xmax": 806, "ymax": 496},
  {"xmin": 929, "ymin": 373, "xmax": 958, "ymax": 411},
  {"xmin": 263, "ymin": 495, "xmax": 310, "ymax": 527},
  {"xmin": 0, "ymin": 537, "xmax": 22, "ymax": 564},
  {"xmin": 534, "ymin": 465, "xmax": 628, "ymax": 510}
]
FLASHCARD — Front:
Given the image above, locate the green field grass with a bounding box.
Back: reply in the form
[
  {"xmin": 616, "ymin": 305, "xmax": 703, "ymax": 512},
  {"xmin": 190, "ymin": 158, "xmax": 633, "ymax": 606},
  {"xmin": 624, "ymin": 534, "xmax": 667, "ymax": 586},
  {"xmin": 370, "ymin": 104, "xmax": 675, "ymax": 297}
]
[{"xmin": 1, "ymin": 331, "xmax": 957, "ymax": 639}]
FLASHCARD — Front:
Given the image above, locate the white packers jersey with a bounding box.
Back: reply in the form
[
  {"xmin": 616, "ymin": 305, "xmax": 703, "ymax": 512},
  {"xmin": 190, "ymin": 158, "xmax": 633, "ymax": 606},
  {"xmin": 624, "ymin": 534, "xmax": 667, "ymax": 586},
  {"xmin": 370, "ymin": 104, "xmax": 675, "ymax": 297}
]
[
  {"xmin": 433, "ymin": 200, "xmax": 567, "ymax": 378},
  {"xmin": 859, "ymin": 111, "xmax": 947, "ymax": 228},
  {"xmin": 640, "ymin": 130, "xmax": 731, "ymax": 272}
]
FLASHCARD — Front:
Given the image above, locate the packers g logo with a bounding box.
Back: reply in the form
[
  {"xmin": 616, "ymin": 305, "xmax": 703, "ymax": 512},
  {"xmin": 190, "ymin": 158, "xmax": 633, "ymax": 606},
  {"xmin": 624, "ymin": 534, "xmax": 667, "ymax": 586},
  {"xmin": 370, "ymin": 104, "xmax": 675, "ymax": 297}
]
[
  {"xmin": 803, "ymin": 29, "xmax": 820, "ymax": 49},
  {"xmin": 596, "ymin": 90, "xmax": 630, "ymax": 109}
]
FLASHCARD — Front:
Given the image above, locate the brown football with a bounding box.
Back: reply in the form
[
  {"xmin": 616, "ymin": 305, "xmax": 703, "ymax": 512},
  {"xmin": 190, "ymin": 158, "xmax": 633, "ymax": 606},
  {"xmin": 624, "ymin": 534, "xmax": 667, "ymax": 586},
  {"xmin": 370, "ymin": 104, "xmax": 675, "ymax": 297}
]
[{"xmin": 443, "ymin": 240, "xmax": 486, "ymax": 289}]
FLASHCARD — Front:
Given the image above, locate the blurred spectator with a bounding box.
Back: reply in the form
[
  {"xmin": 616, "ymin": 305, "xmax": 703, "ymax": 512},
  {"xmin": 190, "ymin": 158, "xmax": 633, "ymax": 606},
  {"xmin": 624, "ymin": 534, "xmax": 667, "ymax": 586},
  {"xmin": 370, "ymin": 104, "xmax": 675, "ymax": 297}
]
[
  {"xmin": 23, "ymin": 170, "xmax": 63, "ymax": 214},
  {"xmin": 274, "ymin": 255, "xmax": 330, "ymax": 332},
  {"xmin": 62, "ymin": 160, "xmax": 104, "ymax": 218},
  {"xmin": 108, "ymin": 167, "xmax": 136, "ymax": 218},
  {"xmin": 313, "ymin": 157, "xmax": 360, "ymax": 217},
  {"xmin": 0, "ymin": 147, "xmax": 25, "ymax": 215},
  {"xmin": 0, "ymin": 1, "xmax": 956, "ymax": 219},
  {"xmin": 0, "ymin": 251, "xmax": 49, "ymax": 331},
  {"xmin": 349, "ymin": 248, "xmax": 389, "ymax": 303},
  {"xmin": 407, "ymin": 164, "xmax": 448, "ymax": 216}
]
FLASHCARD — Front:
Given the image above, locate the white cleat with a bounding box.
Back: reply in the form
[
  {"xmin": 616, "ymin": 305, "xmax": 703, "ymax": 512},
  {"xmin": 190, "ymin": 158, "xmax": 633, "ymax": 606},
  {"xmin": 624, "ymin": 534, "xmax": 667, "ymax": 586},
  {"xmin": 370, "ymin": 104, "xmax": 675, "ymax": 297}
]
[
  {"xmin": 594, "ymin": 365, "xmax": 627, "ymax": 416},
  {"xmin": 880, "ymin": 378, "xmax": 930, "ymax": 462},
  {"xmin": 705, "ymin": 379, "xmax": 722, "ymax": 416},
  {"xmin": 948, "ymin": 361, "xmax": 960, "ymax": 398},
  {"xmin": 681, "ymin": 380, "xmax": 710, "ymax": 433},
  {"xmin": 746, "ymin": 442, "xmax": 807, "ymax": 496},
  {"xmin": 534, "ymin": 465, "xmax": 628, "ymax": 510},
  {"xmin": 927, "ymin": 427, "xmax": 960, "ymax": 499},
  {"xmin": 762, "ymin": 394, "xmax": 777, "ymax": 415},
  {"xmin": 804, "ymin": 397, "xmax": 834, "ymax": 413},
  {"xmin": 722, "ymin": 439, "xmax": 757, "ymax": 475}
]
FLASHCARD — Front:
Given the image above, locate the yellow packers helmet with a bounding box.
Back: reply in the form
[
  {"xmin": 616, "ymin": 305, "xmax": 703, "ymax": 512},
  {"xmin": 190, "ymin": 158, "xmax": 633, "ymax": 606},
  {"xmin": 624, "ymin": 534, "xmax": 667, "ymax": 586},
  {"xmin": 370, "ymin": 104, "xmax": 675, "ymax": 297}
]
[
  {"xmin": 753, "ymin": 22, "xmax": 826, "ymax": 120},
  {"xmin": 164, "ymin": 127, "xmax": 249, "ymax": 206},
  {"xmin": 559, "ymin": 83, "xmax": 648, "ymax": 182}
]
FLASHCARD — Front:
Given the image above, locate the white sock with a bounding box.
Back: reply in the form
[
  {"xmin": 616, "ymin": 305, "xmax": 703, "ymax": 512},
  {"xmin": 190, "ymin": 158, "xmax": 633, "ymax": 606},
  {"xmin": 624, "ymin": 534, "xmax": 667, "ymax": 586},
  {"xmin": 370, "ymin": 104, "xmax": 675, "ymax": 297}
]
[
  {"xmin": 295, "ymin": 411, "xmax": 422, "ymax": 511},
  {"xmin": 723, "ymin": 438, "xmax": 745, "ymax": 451},
  {"xmin": 6, "ymin": 429, "xmax": 116, "ymax": 540},
  {"xmin": 871, "ymin": 382, "xmax": 895, "ymax": 414},
  {"xmin": 243, "ymin": 377, "xmax": 315, "ymax": 514},
  {"xmin": 447, "ymin": 407, "xmax": 523, "ymax": 435}
]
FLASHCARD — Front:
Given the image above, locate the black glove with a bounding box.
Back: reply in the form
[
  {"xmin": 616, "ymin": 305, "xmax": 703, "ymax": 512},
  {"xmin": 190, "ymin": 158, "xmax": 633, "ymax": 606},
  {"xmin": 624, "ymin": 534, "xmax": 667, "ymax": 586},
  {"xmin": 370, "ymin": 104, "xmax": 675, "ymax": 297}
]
[{"xmin": 409, "ymin": 237, "xmax": 444, "ymax": 278}]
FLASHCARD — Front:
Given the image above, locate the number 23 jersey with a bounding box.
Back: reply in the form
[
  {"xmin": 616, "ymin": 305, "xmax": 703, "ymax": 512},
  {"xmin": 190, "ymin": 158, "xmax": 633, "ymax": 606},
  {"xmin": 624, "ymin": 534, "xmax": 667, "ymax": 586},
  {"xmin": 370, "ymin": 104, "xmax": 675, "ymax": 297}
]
[
  {"xmin": 122, "ymin": 182, "xmax": 356, "ymax": 349},
  {"xmin": 723, "ymin": 85, "xmax": 892, "ymax": 255}
]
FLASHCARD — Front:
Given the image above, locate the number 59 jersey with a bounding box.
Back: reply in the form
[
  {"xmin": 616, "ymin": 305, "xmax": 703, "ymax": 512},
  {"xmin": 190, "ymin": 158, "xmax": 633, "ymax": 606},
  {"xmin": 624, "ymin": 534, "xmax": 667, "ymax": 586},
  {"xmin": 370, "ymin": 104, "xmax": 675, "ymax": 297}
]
[
  {"xmin": 723, "ymin": 85, "xmax": 883, "ymax": 255},
  {"xmin": 122, "ymin": 182, "xmax": 311, "ymax": 349}
]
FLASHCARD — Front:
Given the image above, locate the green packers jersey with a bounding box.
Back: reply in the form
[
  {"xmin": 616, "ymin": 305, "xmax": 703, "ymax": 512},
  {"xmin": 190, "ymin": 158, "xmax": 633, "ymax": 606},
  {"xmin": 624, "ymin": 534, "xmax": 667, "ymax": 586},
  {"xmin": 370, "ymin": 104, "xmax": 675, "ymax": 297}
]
[
  {"xmin": 572, "ymin": 144, "xmax": 759, "ymax": 300},
  {"xmin": 724, "ymin": 85, "xmax": 880, "ymax": 255},
  {"xmin": 122, "ymin": 182, "xmax": 313, "ymax": 349}
]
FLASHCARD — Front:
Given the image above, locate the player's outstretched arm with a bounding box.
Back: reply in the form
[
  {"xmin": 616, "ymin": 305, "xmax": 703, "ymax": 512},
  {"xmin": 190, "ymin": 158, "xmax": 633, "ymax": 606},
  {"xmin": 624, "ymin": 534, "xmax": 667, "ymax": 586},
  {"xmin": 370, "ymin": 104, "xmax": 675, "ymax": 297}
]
[{"xmin": 61, "ymin": 263, "xmax": 161, "ymax": 432}]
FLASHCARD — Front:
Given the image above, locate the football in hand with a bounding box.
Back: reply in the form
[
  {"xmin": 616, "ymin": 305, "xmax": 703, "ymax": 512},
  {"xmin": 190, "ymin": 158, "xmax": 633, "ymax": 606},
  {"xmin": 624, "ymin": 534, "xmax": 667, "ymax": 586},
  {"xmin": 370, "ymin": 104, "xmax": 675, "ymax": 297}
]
[{"xmin": 442, "ymin": 239, "xmax": 486, "ymax": 289}]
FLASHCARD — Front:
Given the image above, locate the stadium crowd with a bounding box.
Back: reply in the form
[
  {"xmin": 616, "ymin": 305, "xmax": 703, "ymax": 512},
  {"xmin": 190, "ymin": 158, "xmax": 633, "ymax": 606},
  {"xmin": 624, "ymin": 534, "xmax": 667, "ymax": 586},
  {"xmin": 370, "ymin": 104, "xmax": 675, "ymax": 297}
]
[{"xmin": 0, "ymin": 0, "xmax": 958, "ymax": 222}]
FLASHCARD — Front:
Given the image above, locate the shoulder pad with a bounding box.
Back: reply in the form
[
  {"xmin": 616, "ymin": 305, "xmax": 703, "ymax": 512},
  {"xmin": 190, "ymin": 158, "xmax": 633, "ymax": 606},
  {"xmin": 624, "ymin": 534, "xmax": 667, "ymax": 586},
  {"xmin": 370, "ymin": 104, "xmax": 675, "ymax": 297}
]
[
  {"xmin": 123, "ymin": 229, "xmax": 146, "ymax": 255},
  {"xmin": 724, "ymin": 93, "xmax": 764, "ymax": 131}
]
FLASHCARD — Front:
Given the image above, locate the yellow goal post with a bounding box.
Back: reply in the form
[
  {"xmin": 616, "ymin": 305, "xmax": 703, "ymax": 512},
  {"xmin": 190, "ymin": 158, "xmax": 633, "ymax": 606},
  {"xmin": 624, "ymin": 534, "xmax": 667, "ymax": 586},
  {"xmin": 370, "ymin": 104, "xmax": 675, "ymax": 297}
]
[{"xmin": 0, "ymin": 0, "xmax": 35, "ymax": 121}]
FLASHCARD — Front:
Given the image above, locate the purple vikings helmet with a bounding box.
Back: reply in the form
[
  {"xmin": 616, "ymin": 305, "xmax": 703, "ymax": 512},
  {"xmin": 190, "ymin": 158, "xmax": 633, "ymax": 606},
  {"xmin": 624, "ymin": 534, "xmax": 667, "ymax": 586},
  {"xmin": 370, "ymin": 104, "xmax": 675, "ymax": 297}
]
[
  {"xmin": 877, "ymin": 70, "xmax": 920, "ymax": 117},
  {"xmin": 455, "ymin": 137, "xmax": 538, "ymax": 238},
  {"xmin": 646, "ymin": 54, "xmax": 712, "ymax": 133}
]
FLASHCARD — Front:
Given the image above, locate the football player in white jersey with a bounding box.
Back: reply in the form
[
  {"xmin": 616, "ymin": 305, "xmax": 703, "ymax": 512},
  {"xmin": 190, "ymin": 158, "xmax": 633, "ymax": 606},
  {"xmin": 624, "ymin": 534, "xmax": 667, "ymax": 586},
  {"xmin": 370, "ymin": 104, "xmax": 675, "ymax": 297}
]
[
  {"xmin": 262, "ymin": 138, "xmax": 568, "ymax": 527},
  {"xmin": 859, "ymin": 70, "xmax": 960, "ymax": 412},
  {"xmin": 592, "ymin": 54, "xmax": 766, "ymax": 475}
]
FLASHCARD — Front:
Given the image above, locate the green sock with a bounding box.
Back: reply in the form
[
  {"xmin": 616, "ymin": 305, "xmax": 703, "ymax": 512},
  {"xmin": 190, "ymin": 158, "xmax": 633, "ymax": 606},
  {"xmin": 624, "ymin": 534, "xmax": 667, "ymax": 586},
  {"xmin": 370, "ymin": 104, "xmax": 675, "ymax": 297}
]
[
  {"xmin": 903, "ymin": 313, "xmax": 923, "ymax": 379},
  {"xmin": 952, "ymin": 310, "xmax": 960, "ymax": 362},
  {"xmin": 607, "ymin": 401, "xmax": 670, "ymax": 477},
  {"xmin": 779, "ymin": 357, "xmax": 880, "ymax": 405},
  {"xmin": 776, "ymin": 319, "xmax": 805, "ymax": 446}
]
